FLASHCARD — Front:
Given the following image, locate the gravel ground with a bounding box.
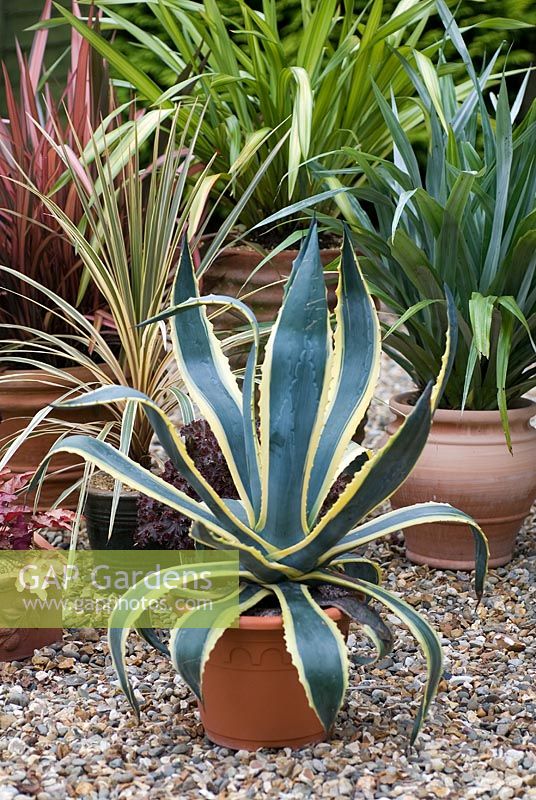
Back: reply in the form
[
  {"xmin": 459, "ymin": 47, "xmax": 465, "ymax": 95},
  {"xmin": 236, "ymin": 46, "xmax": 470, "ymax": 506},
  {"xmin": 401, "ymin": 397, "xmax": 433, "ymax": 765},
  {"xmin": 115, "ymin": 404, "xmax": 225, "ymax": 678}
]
[{"xmin": 0, "ymin": 357, "xmax": 534, "ymax": 800}]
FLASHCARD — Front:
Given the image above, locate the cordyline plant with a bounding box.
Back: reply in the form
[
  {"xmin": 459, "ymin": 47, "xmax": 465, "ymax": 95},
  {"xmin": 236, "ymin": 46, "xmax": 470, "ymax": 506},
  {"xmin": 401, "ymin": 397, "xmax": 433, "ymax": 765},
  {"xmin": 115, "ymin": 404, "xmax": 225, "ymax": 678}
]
[
  {"xmin": 36, "ymin": 222, "xmax": 488, "ymax": 742},
  {"xmin": 0, "ymin": 470, "xmax": 74, "ymax": 550},
  {"xmin": 57, "ymin": 0, "xmax": 477, "ymax": 232},
  {"xmin": 0, "ymin": 0, "xmax": 112, "ymax": 364},
  {"xmin": 0, "ymin": 108, "xmax": 286, "ymax": 511},
  {"xmin": 320, "ymin": 0, "xmax": 536, "ymax": 446}
]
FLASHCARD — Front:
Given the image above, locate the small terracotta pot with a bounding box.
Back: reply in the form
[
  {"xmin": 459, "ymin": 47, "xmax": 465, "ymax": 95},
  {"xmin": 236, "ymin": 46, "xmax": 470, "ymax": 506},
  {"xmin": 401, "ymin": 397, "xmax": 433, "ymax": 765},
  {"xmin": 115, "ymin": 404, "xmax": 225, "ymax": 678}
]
[
  {"xmin": 0, "ymin": 365, "xmax": 110, "ymax": 510},
  {"xmin": 85, "ymin": 480, "xmax": 139, "ymax": 550},
  {"xmin": 198, "ymin": 607, "xmax": 350, "ymax": 750},
  {"xmin": 387, "ymin": 393, "xmax": 536, "ymax": 569},
  {"xmin": 201, "ymin": 245, "xmax": 340, "ymax": 326},
  {"xmin": 0, "ymin": 533, "xmax": 62, "ymax": 661}
]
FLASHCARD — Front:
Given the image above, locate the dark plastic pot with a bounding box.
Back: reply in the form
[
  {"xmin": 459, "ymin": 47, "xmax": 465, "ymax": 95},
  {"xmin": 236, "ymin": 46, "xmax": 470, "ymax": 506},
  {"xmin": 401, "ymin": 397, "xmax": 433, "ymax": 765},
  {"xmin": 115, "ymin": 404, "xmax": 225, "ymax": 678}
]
[{"xmin": 85, "ymin": 482, "xmax": 139, "ymax": 550}]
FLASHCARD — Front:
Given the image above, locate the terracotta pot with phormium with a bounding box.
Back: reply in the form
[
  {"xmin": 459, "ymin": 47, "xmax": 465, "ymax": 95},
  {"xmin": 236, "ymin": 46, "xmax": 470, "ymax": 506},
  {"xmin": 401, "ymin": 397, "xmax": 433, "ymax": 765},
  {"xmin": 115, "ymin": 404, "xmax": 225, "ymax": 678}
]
[
  {"xmin": 199, "ymin": 607, "xmax": 350, "ymax": 750},
  {"xmin": 387, "ymin": 393, "xmax": 536, "ymax": 569}
]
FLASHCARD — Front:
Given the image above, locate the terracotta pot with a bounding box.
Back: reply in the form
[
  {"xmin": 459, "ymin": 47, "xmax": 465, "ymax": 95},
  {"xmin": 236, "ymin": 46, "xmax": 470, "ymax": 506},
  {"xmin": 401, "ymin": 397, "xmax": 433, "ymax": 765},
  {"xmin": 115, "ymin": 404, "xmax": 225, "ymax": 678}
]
[
  {"xmin": 0, "ymin": 364, "xmax": 110, "ymax": 510},
  {"xmin": 201, "ymin": 245, "xmax": 340, "ymax": 326},
  {"xmin": 85, "ymin": 480, "xmax": 139, "ymax": 550},
  {"xmin": 387, "ymin": 393, "xmax": 536, "ymax": 569},
  {"xmin": 0, "ymin": 533, "xmax": 62, "ymax": 661},
  {"xmin": 198, "ymin": 607, "xmax": 350, "ymax": 750}
]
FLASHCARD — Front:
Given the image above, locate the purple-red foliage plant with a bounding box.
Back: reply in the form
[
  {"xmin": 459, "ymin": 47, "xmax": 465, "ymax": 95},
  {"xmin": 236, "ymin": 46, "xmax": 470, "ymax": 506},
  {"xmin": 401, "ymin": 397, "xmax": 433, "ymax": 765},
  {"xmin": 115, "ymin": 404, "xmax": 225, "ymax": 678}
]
[
  {"xmin": 0, "ymin": 0, "xmax": 113, "ymax": 365},
  {"xmin": 0, "ymin": 469, "xmax": 74, "ymax": 549}
]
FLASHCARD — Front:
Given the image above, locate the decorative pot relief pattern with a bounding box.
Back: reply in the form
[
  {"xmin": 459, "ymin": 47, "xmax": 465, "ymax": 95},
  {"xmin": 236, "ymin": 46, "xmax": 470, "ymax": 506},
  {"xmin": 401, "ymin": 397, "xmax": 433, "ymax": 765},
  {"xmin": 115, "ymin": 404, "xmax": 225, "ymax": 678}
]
[
  {"xmin": 225, "ymin": 645, "xmax": 293, "ymax": 669},
  {"xmin": 0, "ymin": 627, "xmax": 24, "ymax": 652}
]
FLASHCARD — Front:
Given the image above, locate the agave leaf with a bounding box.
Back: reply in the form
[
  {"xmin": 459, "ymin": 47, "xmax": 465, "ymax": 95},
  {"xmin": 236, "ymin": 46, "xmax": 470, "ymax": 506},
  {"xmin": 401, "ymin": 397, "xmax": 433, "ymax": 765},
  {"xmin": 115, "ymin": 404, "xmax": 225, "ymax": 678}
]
[
  {"xmin": 242, "ymin": 344, "xmax": 262, "ymax": 520},
  {"xmin": 170, "ymin": 583, "xmax": 269, "ymax": 701},
  {"xmin": 288, "ymin": 384, "xmax": 434, "ymax": 571},
  {"xmin": 257, "ymin": 222, "xmax": 330, "ymax": 543},
  {"xmin": 322, "ymin": 502, "xmax": 489, "ymax": 600},
  {"xmin": 136, "ymin": 627, "xmax": 169, "ymax": 657},
  {"xmin": 108, "ymin": 561, "xmax": 242, "ymax": 714},
  {"xmin": 309, "ymin": 569, "xmax": 443, "ymax": 746},
  {"xmin": 168, "ymin": 244, "xmax": 256, "ymax": 520},
  {"xmin": 272, "ymin": 582, "xmax": 348, "ymax": 732},
  {"xmin": 54, "ymin": 386, "xmax": 268, "ymax": 551},
  {"xmin": 190, "ymin": 520, "xmax": 291, "ymax": 584},
  {"xmin": 306, "ymin": 230, "xmax": 381, "ymax": 524},
  {"xmin": 108, "ymin": 400, "xmax": 136, "ymax": 542},
  {"xmin": 333, "ymin": 555, "xmax": 382, "ymax": 587},
  {"xmin": 31, "ymin": 434, "xmax": 239, "ymax": 539},
  {"xmin": 315, "ymin": 580, "xmax": 394, "ymax": 666}
]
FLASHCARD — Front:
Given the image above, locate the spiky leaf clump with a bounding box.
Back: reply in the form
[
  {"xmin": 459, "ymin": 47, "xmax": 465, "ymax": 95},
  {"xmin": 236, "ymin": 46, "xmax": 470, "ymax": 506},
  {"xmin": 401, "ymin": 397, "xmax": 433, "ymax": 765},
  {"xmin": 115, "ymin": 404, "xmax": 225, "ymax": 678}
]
[{"xmin": 41, "ymin": 223, "xmax": 488, "ymax": 743}]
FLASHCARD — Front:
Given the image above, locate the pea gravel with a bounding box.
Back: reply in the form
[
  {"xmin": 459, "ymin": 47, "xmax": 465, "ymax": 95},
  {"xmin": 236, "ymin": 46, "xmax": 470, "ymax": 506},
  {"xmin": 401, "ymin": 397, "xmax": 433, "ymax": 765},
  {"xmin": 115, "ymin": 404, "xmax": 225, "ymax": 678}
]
[{"xmin": 0, "ymin": 357, "xmax": 534, "ymax": 800}]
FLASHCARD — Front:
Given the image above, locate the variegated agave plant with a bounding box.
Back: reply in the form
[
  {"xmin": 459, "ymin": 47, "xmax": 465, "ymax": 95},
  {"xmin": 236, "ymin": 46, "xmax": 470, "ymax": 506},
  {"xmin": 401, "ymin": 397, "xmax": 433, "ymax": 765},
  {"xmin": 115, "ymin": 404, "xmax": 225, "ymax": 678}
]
[{"xmin": 38, "ymin": 222, "xmax": 488, "ymax": 743}]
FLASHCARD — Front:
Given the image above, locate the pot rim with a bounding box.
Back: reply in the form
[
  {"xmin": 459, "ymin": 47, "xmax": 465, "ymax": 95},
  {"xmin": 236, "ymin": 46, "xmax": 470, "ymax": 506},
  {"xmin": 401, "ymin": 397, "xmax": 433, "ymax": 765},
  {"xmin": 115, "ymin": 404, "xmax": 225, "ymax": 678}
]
[
  {"xmin": 238, "ymin": 606, "xmax": 343, "ymax": 630},
  {"xmin": 216, "ymin": 244, "xmax": 341, "ymax": 256},
  {"xmin": 390, "ymin": 391, "xmax": 536, "ymax": 423},
  {"xmin": 87, "ymin": 477, "xmax": 140, "ymax": 499}
]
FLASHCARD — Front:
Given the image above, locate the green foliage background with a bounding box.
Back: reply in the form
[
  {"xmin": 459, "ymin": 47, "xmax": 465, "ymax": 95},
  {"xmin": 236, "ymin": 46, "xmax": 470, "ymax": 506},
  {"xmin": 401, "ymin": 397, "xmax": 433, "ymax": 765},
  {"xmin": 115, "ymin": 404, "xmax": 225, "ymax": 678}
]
[{"xmin": 113, "ymin": 0, "xmax": 536, "ymax": 90}]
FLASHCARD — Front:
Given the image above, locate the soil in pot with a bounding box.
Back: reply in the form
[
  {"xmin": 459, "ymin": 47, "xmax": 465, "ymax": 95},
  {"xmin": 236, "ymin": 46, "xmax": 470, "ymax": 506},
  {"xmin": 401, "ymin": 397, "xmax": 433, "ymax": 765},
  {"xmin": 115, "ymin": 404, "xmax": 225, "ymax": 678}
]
[
  {"xmin": 0, "ymin": 365, "xmax": 111, "ymax": 510},
  {"xmin": 85, "ymin": 472, "xmax": 139, "ymax": 550},
  {"xmin": 198, "ymin": 606, "xmax": 350, "ymax": 750},
  {"xmin": 387, "ymin": 393, "xmax": 536, "ymax": 569},
  {"xmin": 0, "ymin": 533, "xmax": 62, "ymax": 661}
]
